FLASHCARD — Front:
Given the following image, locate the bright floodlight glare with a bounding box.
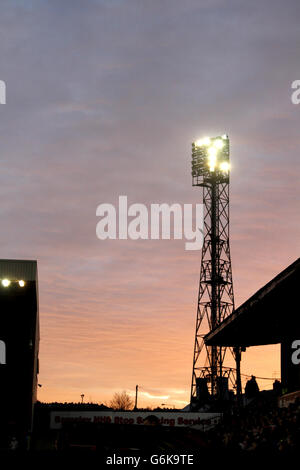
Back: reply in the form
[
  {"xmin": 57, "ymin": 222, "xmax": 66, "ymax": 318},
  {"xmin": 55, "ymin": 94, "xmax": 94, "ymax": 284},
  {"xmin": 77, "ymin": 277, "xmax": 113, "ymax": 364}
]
[
  {"xmin": 214, "ymin": 139, "xmax": 224, "ymax": 149},
  {"xmin": 202, "ymin": 137, "xmax": 211, "ymax": 146},
  {"xmin": 2, "ymin": 279, "xmax": 11, "ymax": 287},
  {"xmin": 192, "ymin": 134, "xmax": 229, "ymax": 176},
  {"xmin": 18, "ymin": 280, "xmax": 25, "ymax": 287},
  {"xmin": 208, "ymin": 146, "xmax": 217, "ymax": 171},
  {"xmin": 208, "ymin": 146, "xmax": 217, "ymax": 157},
  {"xmin": 194, "ymin": 136, "xmax": 211, "ymax": 147},
  {"xmin": 220, "ymin": 161, "xmax": 230, "ymax": 172}
]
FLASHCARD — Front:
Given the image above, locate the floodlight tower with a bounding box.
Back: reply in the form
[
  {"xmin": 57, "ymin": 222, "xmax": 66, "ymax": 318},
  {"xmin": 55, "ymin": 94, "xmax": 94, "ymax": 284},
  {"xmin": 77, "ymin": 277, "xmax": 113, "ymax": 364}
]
[{"xmin": 190, "ymin": 135, "xmax": 240, "ymax": 406}]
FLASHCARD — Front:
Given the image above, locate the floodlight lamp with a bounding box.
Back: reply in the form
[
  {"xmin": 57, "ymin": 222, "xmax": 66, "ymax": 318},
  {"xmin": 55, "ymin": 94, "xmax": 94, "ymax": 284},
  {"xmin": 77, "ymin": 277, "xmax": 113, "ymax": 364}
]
[
  {"xmin": 194, "ymin": 136, "xmax": 211, "ymax": 148},
  {"xmin": 208, "ymin": 146, "xmax": 217, "ymax": 171},
  {"xmin": 191, "ymin": 134, "xmax": 230, "ymax": 177},
  {"xmin": 208, "ymin": 146, "xmax": 217, "ymax": 157},
  {"xmin": 18, "ymin": 280, "xmax": 25, "ymax": 287},
  {"xmin": 220, "ymin": 161, "xmax": 230, "ymax": 172},
  {"xmin": 202, "ymin": 137, "xmax": 211, "ymax": 146},
  {"xmin": 214, "ymin": 139, "xmax": 224, "ymax": 149},
  {"xmin": 2, "ymin": 279, "xmax": 11, "ymax": 287}
]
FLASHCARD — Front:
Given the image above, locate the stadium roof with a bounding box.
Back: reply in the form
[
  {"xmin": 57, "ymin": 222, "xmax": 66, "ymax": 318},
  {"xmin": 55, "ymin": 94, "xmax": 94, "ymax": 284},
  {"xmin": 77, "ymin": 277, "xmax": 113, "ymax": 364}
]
[
  {"xmin": 205, "ymin": 258, "xmax": 300, "ymax": 347},
  {"xmin": 0, "ymin": 259, "xmax": 37, "ymax": 281}
]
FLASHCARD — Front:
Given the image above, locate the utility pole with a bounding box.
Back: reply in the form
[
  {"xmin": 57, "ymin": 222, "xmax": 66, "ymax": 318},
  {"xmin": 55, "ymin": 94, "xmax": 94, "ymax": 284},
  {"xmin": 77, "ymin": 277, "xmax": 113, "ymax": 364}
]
[{"xmin": 134, "ymin": 385, "xmax": 138, "ymax": 410}]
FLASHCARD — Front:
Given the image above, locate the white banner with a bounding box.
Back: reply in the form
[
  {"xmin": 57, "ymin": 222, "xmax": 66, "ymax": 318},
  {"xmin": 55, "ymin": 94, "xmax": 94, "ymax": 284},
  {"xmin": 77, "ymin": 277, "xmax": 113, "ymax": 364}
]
[{"xmin": 50, "ymin": 411, "xmax": 221, "ymax": 431}]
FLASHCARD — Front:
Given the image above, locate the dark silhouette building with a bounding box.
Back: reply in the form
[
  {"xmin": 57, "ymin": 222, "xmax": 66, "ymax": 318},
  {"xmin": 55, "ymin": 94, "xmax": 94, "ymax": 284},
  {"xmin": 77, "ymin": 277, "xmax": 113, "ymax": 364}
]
[
  {"xmin": 205, "ymin": 258, "xmax": 300, "ymax": 394},
  {"xmin": 0, "ymin": 259, "xmax": 39, "ymax": 446}
]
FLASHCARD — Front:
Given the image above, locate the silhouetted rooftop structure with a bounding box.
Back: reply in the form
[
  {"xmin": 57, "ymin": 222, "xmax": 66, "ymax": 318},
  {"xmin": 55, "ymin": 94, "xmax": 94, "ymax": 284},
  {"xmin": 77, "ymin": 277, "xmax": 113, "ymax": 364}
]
[{"xmin": 205, "ymin": 258, "xmax": 300, "ymax": 347}]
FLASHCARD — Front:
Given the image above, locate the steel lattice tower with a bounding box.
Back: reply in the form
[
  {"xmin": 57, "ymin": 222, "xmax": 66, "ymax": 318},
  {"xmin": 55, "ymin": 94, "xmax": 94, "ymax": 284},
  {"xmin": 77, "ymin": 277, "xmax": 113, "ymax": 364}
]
[{"xmin": 190, "ymin": 135, "xmax": 240, "ymax": 406}]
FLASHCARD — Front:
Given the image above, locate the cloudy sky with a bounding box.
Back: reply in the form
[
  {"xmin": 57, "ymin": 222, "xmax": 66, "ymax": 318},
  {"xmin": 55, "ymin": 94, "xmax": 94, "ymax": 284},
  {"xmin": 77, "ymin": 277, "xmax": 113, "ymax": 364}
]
[{"xmin": 0, "ymin": 0, "xmax": 299, "ymax": 407}]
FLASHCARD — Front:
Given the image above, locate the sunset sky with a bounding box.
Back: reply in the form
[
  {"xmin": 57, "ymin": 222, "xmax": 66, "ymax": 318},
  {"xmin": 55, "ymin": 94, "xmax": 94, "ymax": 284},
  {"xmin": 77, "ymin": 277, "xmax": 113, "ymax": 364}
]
[{"xmin": 0, "ymin": 0, "xmax": 299, "ymax": 408}]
